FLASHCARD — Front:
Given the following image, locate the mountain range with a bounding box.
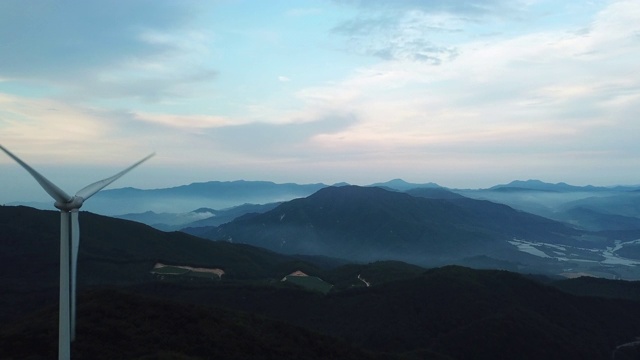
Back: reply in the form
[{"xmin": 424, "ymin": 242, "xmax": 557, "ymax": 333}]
[
  {"xmin": 3, "ymin": 204, "xmax": 640, "ymax": 359},
  {"xmin": 196, "ymin": 186, "xmax": 579, "ymax": 268},
  {"xmin": 457, "ymin": 180, "xmax": 640, "ymax": 232},
  {"xmin": 115, "ymin": 203, "xmax": 281, "ymax": 231},
  {"xmin": 78, "ymin": 180, "xmax": 325, "ymax": 215},
  {"xmin": 175, "ymin": 184, "xmax": 639, "ymax": 279},
  {"xmin": 10, "ymin": 178, "xmax": 640, "ymax": 234},
  {"xmin": 8, "ymin": 178, "xmax": 640, "ymax": 278}
]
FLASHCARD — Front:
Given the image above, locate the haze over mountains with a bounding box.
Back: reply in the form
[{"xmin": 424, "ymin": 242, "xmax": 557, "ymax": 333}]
[
  {"xmin": 10, "ymin": 177, "xmax": 640, "ymax": 279},
  {"xmin": 5, "ymin": 180, "xmax": 327, "ymax": 215},
  {"xmin": 175, "ymin": 184, "xmax": 637, "ymax": 279},
  {"xmin": 457, "ymin": 179, "xmax": 640, "ymax": 231},
  {"xmin": 11, "ymin": 178, "xmax": 640, "ymax": 231},
  {"xmin": 51, "ymin": 177, "xmax": 635, "ymax": 279},
  {"xmin": 13, "ymin": 177, "xmax": 621, "ymax": 217},
  {"xmin": 202, "ymin": 186, "xmax": 576, "ymax": 265}
]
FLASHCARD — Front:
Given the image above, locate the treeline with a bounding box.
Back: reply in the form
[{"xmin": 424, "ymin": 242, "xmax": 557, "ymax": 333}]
[{"xmin": 0, "ymin": 289, "xmax": 393, "ymax": 360}]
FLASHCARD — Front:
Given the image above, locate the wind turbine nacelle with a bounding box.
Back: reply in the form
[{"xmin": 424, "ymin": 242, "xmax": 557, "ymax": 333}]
[{"xmin": 54, "ymin": 197, "xmax": 85, "ymax": 212}]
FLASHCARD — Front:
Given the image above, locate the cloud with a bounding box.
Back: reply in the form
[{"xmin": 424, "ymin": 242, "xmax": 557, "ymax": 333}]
[
  {"xmin": 0, "ymin": 94, "xmax": 118, "ymax": 160},
  {"xmin": 0, "ymin": 94, "xmax": 170, "ymax": 163},
  {"xmin": 0, "ymin": 1, "xmax": 191, "ymax": 77},
  {"xmin": 332, "ymin": 11, "xmax": 462, "ymax": 63},
  {"xmin": 330, "ymin": 0, "xmax": 533, "ymax": 62},
  {"xmin": 0, "ymin": 1, "xmax": 215, "ymax": 102},
  {"xmin": 203, "ymin": 114, "xmax": 358, "ymax": 157},
  {"xmin": 296, "ymin": 0, "xmax": 640, "ymax": 170},
  {"xmin": 75, "ymin": 67, "xmax": 218, "ymax": 103},
  {"xmin": 332, "ymin": 0, "xmax": 517, "ymax": 15},
  {"xmin": 331, "ymin": 0, "xmax": 585, "ymax": 64},
  {"xmin": 134, "ymin": 112, "xmax": 231, "ymax": 129}
]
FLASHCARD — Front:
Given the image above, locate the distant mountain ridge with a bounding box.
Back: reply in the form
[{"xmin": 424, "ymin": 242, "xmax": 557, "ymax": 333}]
[
  {"xmin": 83, "ymin": 180, "xmax": 327, "ymax": 214},
  {"xmin": 457, "ymin": 180, "xmax": 640, "ymax": 232},
  {"xmin": 488, "ymin": 179, "xmax": 637, "ymax": 192},
  {"xmin": 115, "ymin": 203, "xmax": 281, "ymax": 231},
  {"xmin": 8, "ymin": 178, "xmax": 640, "ymax": 235}
]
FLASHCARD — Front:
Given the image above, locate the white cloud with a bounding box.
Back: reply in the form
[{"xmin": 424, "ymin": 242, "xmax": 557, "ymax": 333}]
[
  {"xmin": 332, "ymin": 11, "xmax": 462, "ymax": 63},
  {"xmin": 0, "ymin": 95, "xmax": 162, "ymax": 163},
  {"xmin": 0, "ymin": 1, "xmax": 216, "ymax": 103},
  {"xmin": 0, "ymin": 94, "xmax": 109, "ymax": 149},
  {"xmin": 134, "ymin": 112, "xmax": 232, "ymax": 129},
  {"xmin": 0, "ymin": 1, "xmax": 195, "ymax": 77},
  {"xmin": 295, "ymin": 0, "xmax": 640, "ymax": 168},
  {"xmin": 332, "ymin": 0, "xmax": 520, "ymax": 15}
]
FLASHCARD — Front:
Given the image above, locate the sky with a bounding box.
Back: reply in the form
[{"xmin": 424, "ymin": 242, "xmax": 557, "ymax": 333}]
[{"xmin": 1, "ymin": 0, "xmax": 640, "ymax": 203}]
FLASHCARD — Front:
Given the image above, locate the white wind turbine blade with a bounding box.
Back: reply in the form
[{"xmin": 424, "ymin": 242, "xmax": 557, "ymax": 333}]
[
  {"xmin": 74, "ymin": 153, "xmax": 155, "ymax": 201},
  {"xmin": 0, "ymin": 145, "xmax": 72, "ymax": 203},
  {"xmin": 70, "ymin": 210, "xmax": 79, "ymax": 342}
]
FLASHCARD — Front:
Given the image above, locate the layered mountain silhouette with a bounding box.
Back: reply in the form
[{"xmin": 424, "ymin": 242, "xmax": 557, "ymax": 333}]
[
  {"xmin": 12, "ymin": 178, "xmax": 639, "ymax": 234},
  {"xmin": 489, "ymin": 179, "xmax": 611, "ymax": 192},
  {"xmin": 198, "ymin": 186, "xmax": 582, "ymax": 268},
  {"xmin": 84, "ymin": 180, "xmax": 327, "ymax": 214},
  {"xmin": 456, "ymin": 179, "xmax": 640, "ymax": 231},
  {"xmin": 116, "ymin": 203, "xmax": 280, "ymax": 231}
]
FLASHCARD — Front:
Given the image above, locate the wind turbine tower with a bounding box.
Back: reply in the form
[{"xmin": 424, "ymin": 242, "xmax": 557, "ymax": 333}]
[{"xmin": 0, "ymin": 145, "xmax": 154, "ymax": 360}]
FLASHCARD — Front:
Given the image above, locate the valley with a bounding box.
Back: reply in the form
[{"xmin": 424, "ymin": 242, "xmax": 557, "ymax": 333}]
[{"xmin": 509, "ymin": 237, "xmax": 640, "ymax": 279}]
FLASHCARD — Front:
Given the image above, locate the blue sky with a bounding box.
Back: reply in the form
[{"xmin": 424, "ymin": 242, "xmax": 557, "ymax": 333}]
[{"xmin": 1, "ymin": 0, "xmax": 639, "ymax": 202}]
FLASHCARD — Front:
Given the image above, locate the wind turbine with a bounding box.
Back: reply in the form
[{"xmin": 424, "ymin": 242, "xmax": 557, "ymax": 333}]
[{"xmin": 0, "ymin": 145, "xmax": 154, "ymax": 360}]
